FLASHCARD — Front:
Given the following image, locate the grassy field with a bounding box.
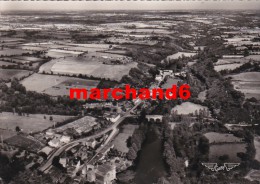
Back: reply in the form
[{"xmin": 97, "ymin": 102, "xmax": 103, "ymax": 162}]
[
  {"xmin": 0, "ymin": 61, "xmax": 17, "ymax": 66},
  {"xmin": 41, "ymin": 57, "xmax": 137, "ymax": 81},
  {"xmin": 161, "ymin": 77, "xmax": 180, "ymax": 89},
  {"xmin": 214, "ymin": 63, "xmax": 243, "ymax": 72},
  {"xmin": 209, "ymin": 143, "xmax": 247, "ymax": 162},
  {"xmin": 166, "ymin": 52, "xmax": 197, "ymax": 60},
  {"xmin": 228, "ymin": 72, "xmax": 260, "ymax": 99},
  {"xmin": 0, "ymin": 69, "xmax": 32, "ymax": 81},
  {"xmin": 0, "ymin": 129, "xmax": 17, "ymax": 141},
  {"xmin": 113, "ymin": 124, "xmax": 139, "ymax": 153},
  {"xmin": 254, "ymin": 136, "xmax": 260, "ymax": 162},
  {"xmin": 0, "ymin": 112, "xmax": 74, "ymax": 133},
  {"xmin": 204, "ymin": 132, "xmax": 243, "ymax": 144},
  {"xmin": 0, "ymin": 49, "xmax": 31, "ymax": 56},
  {"xmin": 171, "ymin": 102, "xmax": 208, "ymax": 115},
  {"xmin": 21, "ymin": 73, "xmax": 100, "ymax": 96}
]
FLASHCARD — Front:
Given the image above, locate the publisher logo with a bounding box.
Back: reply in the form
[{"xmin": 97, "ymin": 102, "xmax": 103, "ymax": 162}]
[{"xmin": 202, "ymin": 163, "xmax": 240, "ymax": 172}]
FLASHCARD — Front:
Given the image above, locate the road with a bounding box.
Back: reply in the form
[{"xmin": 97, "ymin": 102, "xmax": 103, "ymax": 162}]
[{"xmin": 39, "ymin": 100, "xmax": 142, "ymax": 172}]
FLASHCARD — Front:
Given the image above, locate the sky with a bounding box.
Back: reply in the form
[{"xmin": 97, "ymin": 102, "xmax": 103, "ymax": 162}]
[{"xmin": 0, "ymin": 1, "xmax": 259, "ymax": 11}]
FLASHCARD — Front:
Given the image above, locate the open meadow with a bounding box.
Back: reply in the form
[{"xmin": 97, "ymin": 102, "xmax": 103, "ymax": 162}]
[
  {"xmin": 171, "ymin": 102, "xmax": 208, "ymax": 115},
  {"xmin": 204, "ymin": 132, "xmax": 243, "ymax": 144},
  {"xmin": 0, "ymin": 112, "xmax": 74, "ymax": 133},
  {"xmin": 228, "ymin": 72, "xmax": 260, "ymax": 99},
  {"xmin": 20, "ymin": 73, "xmax": 100, "ymax": 96}
]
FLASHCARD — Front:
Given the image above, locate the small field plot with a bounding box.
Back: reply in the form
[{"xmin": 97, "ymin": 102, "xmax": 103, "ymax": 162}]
[
  {"xmin": 13, "ymin": 56, "xmax": 43, "ymax": 63},
  {"xmin": 166, "ymin": 52, "xmax": 197, "ymax": 60},
  {"xmin": 214, "ymin": 63, "xmax": 243, "ymax": 72},
  {"xmin": 0, "ymin": 49, "xmax": 31, "ymax": 56},
  {"xmin": 171, "ymin": 102, "xmax": 208, "ymax": 115},
  {"xmin": 254, "ymin": 136, "xmax": 260, "ymax": 162},
  {"xmin": 0, "ymin": 112, "xmax": 74, "ymax": 133},
  {"xmin": 0, "ymin": 61, "xmax": 17, "ymax": 67},
  {"xmin": 209, "ymin": 143, "xmax": 247, "ymax": 162},
  {"xmin": 228, "ymin": 72, "xmax": 260, "ymax": 100},
  {"xmin": 21, "ymin": 73, "xmax": 100, "ymax": 96},
  {"xmin": 204, "ymin": 132, "xmax": 243, "ymax": 144},
  {"xmin": 0, "ymin": 69, "xmax": 32, "ymax": 81},
  {"xmin": 113, "ymin": 124, "xmax": 139, "ymax": 153},
  {"xmin": 46, "ymin": 49, "xmax": 83, "ymax": 58}
]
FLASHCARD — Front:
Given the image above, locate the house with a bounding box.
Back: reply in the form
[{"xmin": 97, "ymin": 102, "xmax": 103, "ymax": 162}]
[
  {"xmin": 60, "ymin": 135, "xmax": 71, "ymax": 143},
  {"xmin": 106, "ymin": 114, "xmax": 121, "ymax": 123},
  {"xmin": 85, "ymin": 139, "xmax": 97, "ymax": 149},
  {"xmin": 38, "ymin": 146, "xmax": 53, "ymax": 156},
  {"xmin": 48, "ymin": 139, "xmax": 61, "ymax": 148},
  {"xmin": 59, "ymin": 158, "xmax": 67, "ymax": 167},
  {"xmin": 96, "ymin": 163, "xmax": 116, "ymax": 184}
]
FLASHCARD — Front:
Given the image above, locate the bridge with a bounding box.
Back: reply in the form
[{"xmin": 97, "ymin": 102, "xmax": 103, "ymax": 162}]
[{"xmin": 146, "ymin": 115, "xmax": 163, "ymax": 122}]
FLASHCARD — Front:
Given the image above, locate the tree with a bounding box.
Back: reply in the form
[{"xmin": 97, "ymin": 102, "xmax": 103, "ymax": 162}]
[
  {"xmin": 15, "ymin": 126, "xmax": 21, "ymax": 132},
  {"xmin": 49, "ymin": 116, "xmax": 53, "ymax": 121}
]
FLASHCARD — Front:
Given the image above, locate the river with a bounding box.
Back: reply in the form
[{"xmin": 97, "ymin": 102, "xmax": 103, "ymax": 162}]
[{"xmin": 134, "ymin": 127, "xmax": 168, "ymax": 184}]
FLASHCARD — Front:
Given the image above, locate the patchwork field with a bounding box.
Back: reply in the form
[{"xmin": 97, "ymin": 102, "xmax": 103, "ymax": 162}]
[
  {"xmin": 171, "ymin": 102, "xmax": 208, "ymax": 115},
  {"xmin": 0, "ymin": 69, "xmax": 32, "ymax": 81},
  {"xmin": 40, "ymin": 57, "xmax": 138, "ymax": 81},
  {"xmin": 204, "ymin": 132, "xmax": 243, "ymax": 144},
  {"xmin": 21, "ymin": 73, "xmax": 100, "ymax": 96},
  {"xmin": 0, "ymin": 112, "xmax": 74, "ymax": 133},
  {"xmin": 228, "ymin": 72, "xmax": 260, "ymax": 99},
  {"xmin": 209, "ymin": 143, "xmax": 247, "ymax": 162}
]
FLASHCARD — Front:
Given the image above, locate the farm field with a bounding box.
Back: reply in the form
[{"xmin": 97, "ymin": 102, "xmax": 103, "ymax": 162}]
[
  {"xmin": 161, "ymin": 77, "xmax": 180, "ymax": 89},
  {"xmin": 0, "ymin": 129, "xmax": 17, "ymax": 141},
  {"xmin": 0, "ymin": 69, "xmax": 32, "ymax": 81},
  {"xmin": 214, "ymin": 63, "xmax": 243, "ymax": 72},
  {"xmin": 209, "ymin": 143, "xmax": 247, "ymax": 162},
  {"xmin": 171, "ymin": 102, "xmax": 208, "ymax": 115},
  {"xmin": 0, "ymin": 60, "xmax": 17, "ymax": 66},
  {"xmin": 166, "ymin": 52, "xmax": 197, "ymax": 60},
  {"xmin": 254, "ymin": 136, "xmax": 260, "ymax": 162},
  {"xmin": 228, "ymin": 72, "xmax": 260, "ymax": 99},
  {"xmin": 113, "ymin": 124, "xmax": 138, "ymax": 153},
  {"xmin": 0, "ymin": 112, "xmax": 74, "ymax": 133},
  {"xmin": 20, "ymin": 73, "xmax": 100, "ymax": 96},
  {"xmin": 204, "ymin": 132, "xmax": 243, "ymax": 144},
  {"xmin": 46, "ymin": 57, "xmax": 137, "ymax": 81},
  {"xmin": 0, "ymin": 49, "xmax": 31, "ymax": 56}
]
